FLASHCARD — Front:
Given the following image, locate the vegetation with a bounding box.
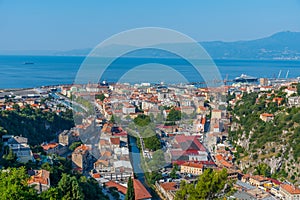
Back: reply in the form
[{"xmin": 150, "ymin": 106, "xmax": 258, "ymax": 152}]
[
  {"xmin": 254, "ymin": 163, "xmax": 271, "ymax": 178},
  {"xmin": 95, "ymin": 93, "xmax": 106, "ymax": 101},
  {"xmin": 57, "ymin": 173, "xmax": 84, "ymax": 200},
  {"xmin": 0, "ymin": 166, "xmax": 108, "ymax": 200},
  {"xmin": 170, "ymin": 164, "xmax": 179, "ymax": 179},
  {"xmin": 73, "ymin": 96, "xmax": 94, "ymax": 115},
  {"xmin": 165, "ymin": 108, "xmax": 181, "ymax": 125},
  {"xmin": 69, "ymin": 141, "xmax": 83, "ymax": 151},
  {"xmin": 134, "ymin": 114, "xmax": 151, "ymax": 127},
  {"xmin": 141, "ymin": 127, "xmax": 161, "ymax": 151},
  {"xmin": 229, "ymin": 89, "xmax": 300, "ymax": 182},
  {"xmin": 0, "ymin": 105, "xmax": 74, "ymax": 145},
  {"xmin": 109, "ymin": 114, "xmax": 116, "ymax": 124},
  {"xmin": 0, "ymin": 167, "xmax": 37, "ymax": 200},
  {"xmin": 125, "ymin": 177, "xmax": 135, "ymax": 200},
  {"xmin": 175, "ymin": 168, "xmax": 233, "ymax": 200},
  {"xmin": 147, "ymin": 150, "xmax": 166, "ymax": 171}
]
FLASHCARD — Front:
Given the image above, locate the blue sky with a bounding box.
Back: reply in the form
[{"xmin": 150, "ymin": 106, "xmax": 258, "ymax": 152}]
[{"xmin": 0, "ymin": 0, "xmax": 300, "ymax": 51}]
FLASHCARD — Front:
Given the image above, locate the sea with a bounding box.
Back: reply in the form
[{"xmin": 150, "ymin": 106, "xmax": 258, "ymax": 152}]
[{"xmin": 1, "ymin": 55, "xmax": 300, "ymax": 89}]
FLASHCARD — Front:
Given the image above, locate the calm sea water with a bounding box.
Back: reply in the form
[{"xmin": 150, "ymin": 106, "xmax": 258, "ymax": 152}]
[{"xmin": 0, "ymin": 55, "xmax": 300, "ymax": 89}]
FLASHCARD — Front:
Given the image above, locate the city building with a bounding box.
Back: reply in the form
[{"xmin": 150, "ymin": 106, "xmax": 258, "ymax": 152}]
[
  {"xmin": 280, "ymin": 184, "xmax": 300, "ymax": 200},
  {"xmin": 4, "ymin": 135, "xmax": 34, "ymax": 163},
  {"xmin": 72, "ymin": 144, "xmax": 91, "ymax": 171},
  {"xmin": 27, "ymin": 170, "xmax": 50, "ymax": 193},
  {"xmin": 180, "ymin": 162, "xmax": 204, "ymax": 175}
]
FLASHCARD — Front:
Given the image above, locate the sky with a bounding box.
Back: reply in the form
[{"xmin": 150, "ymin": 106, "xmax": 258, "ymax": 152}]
[{"xmin": 0, "ymin": 0, "xmax": 300, "ymax": 51}]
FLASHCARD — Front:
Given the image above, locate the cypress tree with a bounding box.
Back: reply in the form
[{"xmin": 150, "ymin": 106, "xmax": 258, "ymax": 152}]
[{"xmin": 125, "ymin": 177, "xmax": 135, "ymax": 200}]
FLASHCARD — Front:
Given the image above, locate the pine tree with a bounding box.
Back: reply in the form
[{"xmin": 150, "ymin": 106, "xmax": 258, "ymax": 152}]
[
  {"xmin": 58, "ymin": 173, "xmax": 84, "ymax": 200},
  {"xmin": 110, "ymin": 114, "xmax": 115, "ymax": 124},
  {"xmin": 125, "ymin": 177, "xmax": 135, "ymax": 200}
]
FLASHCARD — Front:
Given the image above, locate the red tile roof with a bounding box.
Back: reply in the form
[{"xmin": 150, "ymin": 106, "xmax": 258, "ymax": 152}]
[
  {"xmin": 261, "ymin": 113, "xmax": 274, "ymax": 117},
  {"xmin": 182, "ymin": 162, "xmax": 203, "ymax": 169},
  {"xmin": 281, "ymin": 184, "xmax": 300, "ymax": 194},
  {"xmin": 110, "ymin": 137, "xmax": 120, "ymax": 145},
  {"xmin": 27, "ymin": 170, "xmax": 50, "ymax": 186},
  {"xmin": 106, "ymin": 181, "xmax": 127, "ymax": 195},
  {"xmin": 133, "ymin": 179, "xmax": 152, "ymax": 200},
  {"xmin": 41, "ymin": 142, "xmax": 59, "ymax": 151},
  {"xmin": 160, "ymin": 182, "xmax": 177, "ymax": 191}
]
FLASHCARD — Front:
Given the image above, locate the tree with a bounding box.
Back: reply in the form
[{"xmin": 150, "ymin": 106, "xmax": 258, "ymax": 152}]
[
  {"xmin": 175, "ymin": 168, "xmax": 231, "ymax": 200},
  {"xmin": 175, "ymin": 181, "xmax": 188, "ymax": 200},
  {"xmin": 142, "ymin": 127, "xmax": 161, "ymax": 151},
  {"xmin": 78, "ymin": 176, "xmax": 107, "ymax": 200},
  {"xmin": 170, "ymin": 164, "xmax": 179, "ymax": 179},
  {"xmin": 134, "ymin": 114, "xmax": 151, "ymax": 127},
  {"xmin": 2, "ymin": 147, "xmax": 18, "ymax": 168},
  {"xmin": 40, "ymin": 187, "xmax": 60, "ymax": 200},
  {"xmin": 166, "ymin": 108, "xmax": 181, "ymax": 122},
  {"xmin": 254, "ymin": 163, "xmax": 271, "ymax": 178},
  {"xmin": 0, "ymin": 167, "xmax": 38, "ymax": 200},
  {"xmin": 125, "ymin": 177, "xmax": 135, "ymax": 200},
  {"xmin": 95, "ymin": 93, "xmax": 106, "ymax": 101},
  {"xmin": 110, "ymin": 114, "xmax": 116, "ymax": 124},
  {"xmin": 69, "ymin": 141, "xmax": 83, "ymax": 151},
  {"xmin": 57, "ymin": 173, "xmax": 84, "ymax": 200}
]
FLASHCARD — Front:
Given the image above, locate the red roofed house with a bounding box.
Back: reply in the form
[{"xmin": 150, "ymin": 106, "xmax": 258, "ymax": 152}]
[
  {"xmin": 170, "ymin": 135, "xmax": 208, "ymax": 162},
  {"xmin": 41, "ymin": 142, "xmax": 59, "ymax": 154},
  {"xmin": 27, "ymin": 169, "xmax": 50, "ymax": 193},
  {"xmin": 280, "ymin": 184, "xmax": 300, "ymax": 200},
  {"xmin": 260, "ymin": 113, "xmax": 274, "ymax": 122},
  {"xmin": 156, "ymin": 182, "xmax": 177, "ymax": 200},
  {"xmin": 110, "ymin": 137, "xmax": 120, "ymax": 149}
]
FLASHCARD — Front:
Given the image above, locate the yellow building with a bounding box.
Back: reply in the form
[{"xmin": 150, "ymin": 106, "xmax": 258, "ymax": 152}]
[{"xmin": 180, "ymin": 162, "xmax": 204, "ymax": 175}]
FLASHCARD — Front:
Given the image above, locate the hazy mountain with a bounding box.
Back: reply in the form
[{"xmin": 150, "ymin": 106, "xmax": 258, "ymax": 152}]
[
  {"xmin": 201, "ymin": 31, "xmax": 300, "ymax": 60},
  {"xmin": 54, "ymin": 31, "xmax": 300, "ymax": 60},
  {"xmin": 2, "ymin": 31, "xmax": 300, "ymax": 60}
]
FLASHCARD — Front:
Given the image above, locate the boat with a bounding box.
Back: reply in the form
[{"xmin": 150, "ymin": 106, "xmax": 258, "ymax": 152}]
[
  {"xmin": 23, "ymin": 62, "xmax": 34, "ymax": 65},
  {"xmin": 234, "ymin": 74, "xmax": 258, "ymax": 83}
]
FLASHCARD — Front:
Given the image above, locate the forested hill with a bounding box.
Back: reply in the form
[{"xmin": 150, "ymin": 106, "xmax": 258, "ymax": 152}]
[
  {"xmin": 0, "ymin": 105, "xmax": 74, "ymax": 145},
  {"xmin": 229, "ymin": 86, "xmax": 300, "ymax": 184}
]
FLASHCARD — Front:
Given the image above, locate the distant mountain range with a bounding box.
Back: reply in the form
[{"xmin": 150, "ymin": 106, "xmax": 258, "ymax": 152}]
[
  {"xmin": 201, "ymin": 31, "xmax": 300, "ymax": 60},
  {"xmin": 2, "ymin": 31, "xmax": 300, "ymax": 60}
]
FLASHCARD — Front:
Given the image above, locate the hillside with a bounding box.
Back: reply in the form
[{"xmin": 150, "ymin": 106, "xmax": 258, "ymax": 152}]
[{"xmin": 228, "ymin": 87, "xmax": 300, "ymax": 184}]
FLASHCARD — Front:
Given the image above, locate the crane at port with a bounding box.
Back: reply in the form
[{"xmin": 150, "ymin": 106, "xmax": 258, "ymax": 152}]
[
  {"xmin": 277, "ymin": 70, "xmax": 282, "ymax": 79},
  {"xmin": 285, "ymin": 70, "xmax": 289, "ymax": 79}
]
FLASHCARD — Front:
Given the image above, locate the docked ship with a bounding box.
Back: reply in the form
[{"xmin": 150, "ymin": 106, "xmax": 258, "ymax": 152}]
[{"xmin": 234, "ymin": 74, "xmax": 258, "ymax": 83}]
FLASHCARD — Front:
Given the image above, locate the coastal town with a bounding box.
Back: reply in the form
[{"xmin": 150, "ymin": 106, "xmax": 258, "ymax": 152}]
[{"xmin": 1, "ymin": 75, "xmax": 300, "ymax": 200}]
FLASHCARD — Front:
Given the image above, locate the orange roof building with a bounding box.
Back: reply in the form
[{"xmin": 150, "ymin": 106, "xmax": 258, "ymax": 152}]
[
  {"xmin": 28, "ymin": 170, "xmax": 50, "ymax": 193},
  {"xmin": 280, "ymin": 184, "xmax": 300, "ymax": 199}
]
